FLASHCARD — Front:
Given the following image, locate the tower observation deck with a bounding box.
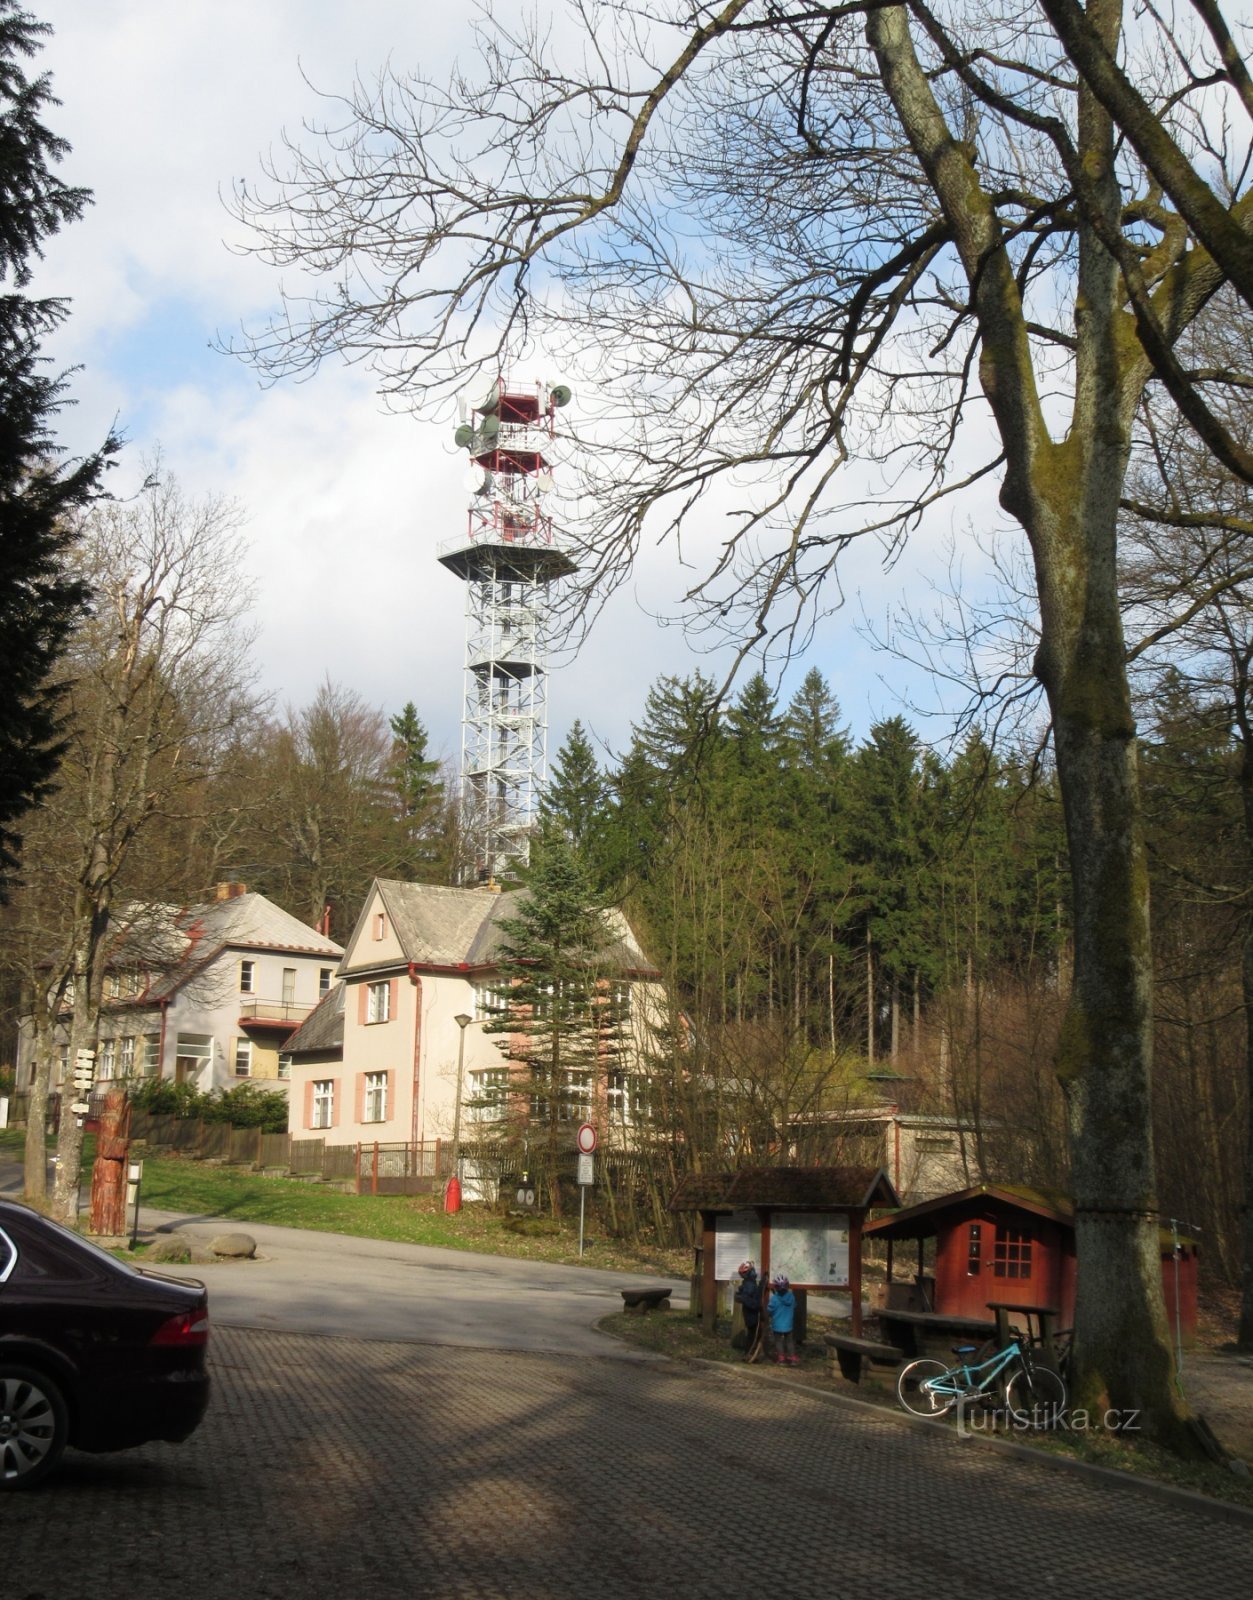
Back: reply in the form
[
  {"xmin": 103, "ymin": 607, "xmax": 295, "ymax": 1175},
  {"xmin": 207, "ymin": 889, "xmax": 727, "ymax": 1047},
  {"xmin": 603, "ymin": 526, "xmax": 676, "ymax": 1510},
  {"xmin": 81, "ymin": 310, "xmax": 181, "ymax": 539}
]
[{"xmin": 439, "ymin": 376, "xmax": 577, "ymax": 881}]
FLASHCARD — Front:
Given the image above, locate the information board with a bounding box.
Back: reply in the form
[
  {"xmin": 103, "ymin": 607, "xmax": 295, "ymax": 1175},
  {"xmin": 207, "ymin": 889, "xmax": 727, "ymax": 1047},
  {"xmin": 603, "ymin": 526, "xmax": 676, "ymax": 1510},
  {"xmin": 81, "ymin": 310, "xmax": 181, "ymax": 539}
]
[
  {"xmin": 713, "ymin": 1210, "xmax": 763, "ymax": 1279},
  {"xmin": 769, "ymin": 1213, "xmax": 851, "ymax": 1288}
]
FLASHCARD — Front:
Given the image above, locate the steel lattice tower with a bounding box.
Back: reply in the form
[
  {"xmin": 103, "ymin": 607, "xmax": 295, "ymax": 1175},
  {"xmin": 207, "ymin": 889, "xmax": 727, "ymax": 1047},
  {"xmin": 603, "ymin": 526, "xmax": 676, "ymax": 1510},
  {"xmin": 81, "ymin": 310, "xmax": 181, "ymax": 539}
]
[{"xmin": 439, "ymin": 376, "xmax": 576, "ymax": 881}]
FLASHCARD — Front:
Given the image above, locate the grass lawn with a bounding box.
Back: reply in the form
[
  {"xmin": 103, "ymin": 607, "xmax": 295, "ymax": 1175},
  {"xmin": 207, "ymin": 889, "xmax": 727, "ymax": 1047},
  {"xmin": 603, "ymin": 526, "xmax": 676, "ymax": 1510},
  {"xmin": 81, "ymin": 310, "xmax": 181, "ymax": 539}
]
[{"xmin": 0, "ymin": 1127, "xmax": 687, "ymax": 1277}]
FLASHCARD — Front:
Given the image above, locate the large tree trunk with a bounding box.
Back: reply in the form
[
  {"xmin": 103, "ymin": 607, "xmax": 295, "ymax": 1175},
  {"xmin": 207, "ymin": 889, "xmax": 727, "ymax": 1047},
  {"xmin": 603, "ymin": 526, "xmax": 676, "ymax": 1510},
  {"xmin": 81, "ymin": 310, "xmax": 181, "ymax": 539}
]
[
  {"xmin": 869, "ymin": 0, "xmax": 1195, "ymax": 1451},
  {"xmin": 23, "ymin": 1016, "xmax": 52, "ymax": 1203}
]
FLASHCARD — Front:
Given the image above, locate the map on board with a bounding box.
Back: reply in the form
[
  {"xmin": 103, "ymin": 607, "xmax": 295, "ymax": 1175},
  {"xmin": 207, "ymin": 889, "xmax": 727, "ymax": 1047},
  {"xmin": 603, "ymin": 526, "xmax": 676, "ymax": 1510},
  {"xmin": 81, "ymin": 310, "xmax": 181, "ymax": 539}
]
[{"xmin": 769, "ymin": 1213, "xmax": 851, "ymax": 1287}]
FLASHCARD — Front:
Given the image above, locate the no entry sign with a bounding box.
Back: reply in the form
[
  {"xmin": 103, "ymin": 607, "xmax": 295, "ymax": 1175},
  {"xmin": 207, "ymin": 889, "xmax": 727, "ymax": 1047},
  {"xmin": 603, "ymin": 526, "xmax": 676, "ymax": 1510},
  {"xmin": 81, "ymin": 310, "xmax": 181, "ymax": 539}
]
[{"xmin": 576, "ymin": 1122, "xmax": 597, "ymax": 1154}]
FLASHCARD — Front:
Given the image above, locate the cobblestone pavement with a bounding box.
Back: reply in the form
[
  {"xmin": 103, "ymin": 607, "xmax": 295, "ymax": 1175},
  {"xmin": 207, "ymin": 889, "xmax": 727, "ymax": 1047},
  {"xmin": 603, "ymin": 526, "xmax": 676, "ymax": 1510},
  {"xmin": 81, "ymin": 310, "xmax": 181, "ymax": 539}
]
[{"xmin": 5, "ymin": 1328, "xmax": 1252, "ymax": 1600}]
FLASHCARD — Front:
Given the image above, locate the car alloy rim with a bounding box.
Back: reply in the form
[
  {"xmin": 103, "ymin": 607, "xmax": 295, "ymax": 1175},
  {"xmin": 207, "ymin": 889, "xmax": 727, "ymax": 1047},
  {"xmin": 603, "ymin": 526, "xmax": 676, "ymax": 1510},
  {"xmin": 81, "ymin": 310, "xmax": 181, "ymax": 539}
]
[{"xmin": 0, "ymin": 1377, "xmax": 56, "ymax": 1480}]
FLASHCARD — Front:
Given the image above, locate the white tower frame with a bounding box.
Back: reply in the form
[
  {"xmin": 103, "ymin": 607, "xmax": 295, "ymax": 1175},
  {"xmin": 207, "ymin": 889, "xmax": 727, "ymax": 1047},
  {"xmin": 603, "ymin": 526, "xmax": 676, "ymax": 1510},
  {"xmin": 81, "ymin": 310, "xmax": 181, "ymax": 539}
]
[{"xmin": 439, "ymin": 376, "xmax": 575, "ymax": 880}]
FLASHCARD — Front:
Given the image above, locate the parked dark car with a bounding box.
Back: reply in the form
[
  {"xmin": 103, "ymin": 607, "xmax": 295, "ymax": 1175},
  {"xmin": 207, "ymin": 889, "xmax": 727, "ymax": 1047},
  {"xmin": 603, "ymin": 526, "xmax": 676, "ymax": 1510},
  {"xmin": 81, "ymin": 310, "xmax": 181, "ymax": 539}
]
[{"xmin": 0, "ymin": 1198, "xmax": 210, "ymax": 1488}]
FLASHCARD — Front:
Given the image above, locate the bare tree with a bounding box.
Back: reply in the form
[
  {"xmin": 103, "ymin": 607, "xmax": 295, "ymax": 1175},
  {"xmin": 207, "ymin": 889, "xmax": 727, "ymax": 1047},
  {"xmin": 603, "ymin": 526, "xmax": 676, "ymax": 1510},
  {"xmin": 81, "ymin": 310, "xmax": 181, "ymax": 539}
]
[
  {"xmin": 225, "ymin": 2, "xmax": 1253, "ymax": 1448},
  {"xmin": 11, "ymin": 473, "xmax": 260, "ymax": 1219}
]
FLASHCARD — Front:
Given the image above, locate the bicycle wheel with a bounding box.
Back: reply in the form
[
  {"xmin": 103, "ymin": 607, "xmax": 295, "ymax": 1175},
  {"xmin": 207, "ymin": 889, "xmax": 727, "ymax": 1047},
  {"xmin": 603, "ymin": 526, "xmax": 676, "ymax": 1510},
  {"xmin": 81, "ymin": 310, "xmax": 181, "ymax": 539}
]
[
  {"xmin": 897, "ymin": 1359, "xmax": 959, "ymax": 1417},
  {"xmin": 1004, "ymin": 1364, "xmax": 1066, "ymax": 1428}
]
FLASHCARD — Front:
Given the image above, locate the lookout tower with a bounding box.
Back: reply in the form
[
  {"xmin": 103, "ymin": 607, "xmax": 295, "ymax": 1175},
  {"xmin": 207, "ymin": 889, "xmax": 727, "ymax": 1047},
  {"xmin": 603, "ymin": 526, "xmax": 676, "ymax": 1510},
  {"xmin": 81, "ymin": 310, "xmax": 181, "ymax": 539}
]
[{"xmin": 439, "ymin": 375, "xmax": 577, "ymax": 881}]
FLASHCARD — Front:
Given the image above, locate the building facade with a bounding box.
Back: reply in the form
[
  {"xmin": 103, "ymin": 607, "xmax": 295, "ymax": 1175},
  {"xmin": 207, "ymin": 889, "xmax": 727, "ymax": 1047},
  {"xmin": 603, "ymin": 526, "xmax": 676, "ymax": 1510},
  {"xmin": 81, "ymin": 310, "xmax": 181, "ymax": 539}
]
[
  {"xmin": 284, "ymin": 879, "xmax": 661, "ymax": 1148},
  {"xmin": 16, "ymin": 886, "xmax": 343, "ymax": 1098}
]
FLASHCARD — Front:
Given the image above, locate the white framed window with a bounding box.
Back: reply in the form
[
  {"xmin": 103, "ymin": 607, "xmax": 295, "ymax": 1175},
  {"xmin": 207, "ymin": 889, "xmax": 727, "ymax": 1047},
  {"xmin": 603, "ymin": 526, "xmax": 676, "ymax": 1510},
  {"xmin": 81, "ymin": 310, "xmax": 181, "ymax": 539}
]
[
  {"xmin": 373, "ymin": 911, "xmax": 387, "ymax": 941},
  {"xmin": 98, "ymin": 1039, "xmax": 116, "ymax": 1080},
  {"xmin": 319, "ymin": 967, "xmax": 333, "ymax": 995},
  {"xmin": 118, "ymin": 1036, "xmax": 135, "ymax": 1077},
  {"xmin": 473, "ymin": 981, "xmax": 509, "ymax": 1021},
  {"xmin": 239, "ymin": 959, "xmax": 255, "ymax": 994},
  {"xmin": 141, "ymin": 1033, "xmax": 161, "ymax": 1077},
  {"xmin": 362, "ymin": 1071, "xmax": 388, "ymax": 1123},
  {"xmin": 106, "ymin": 972, "xmax": 122, "ymax": 1000},
  {"xmin": 282, "ymin": 967, "xmax": 296, "ymax": 1006},
  {"xmin": 312, "ymin": 1079, "xmax": 334, "ymax": 1129},
  {"xmin": 559, "ymin": 1071, "xmax": 593, "ymax": 1123},
  {"xmin": 607, "ymin": 1070, "xmax": 649, "ymax": 1126},
  {"xmin": 468, "ymin": 1067, "xmax": 508, "ymax": 1122},
  {"xmin": 367, "ymin": 981, "xmax": 391, "ymax": 1024},
  {"xmin": 234, "ymin": 1038, "xmax": 252, "ymax": 1077},
  {"xmin": 56, "ymin": 1044, "xmax": 69, "ymax": 1087},
  {"xmin": 277, "ymin": 1053, "xmax": 292, "ymax": 1081}
]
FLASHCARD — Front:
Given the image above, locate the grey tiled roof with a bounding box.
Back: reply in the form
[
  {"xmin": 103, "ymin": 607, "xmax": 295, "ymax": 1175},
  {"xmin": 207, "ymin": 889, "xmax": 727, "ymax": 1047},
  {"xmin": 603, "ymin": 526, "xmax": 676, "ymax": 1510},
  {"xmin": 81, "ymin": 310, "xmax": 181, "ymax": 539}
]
[
  {"xmin": 361, "ymin": 881, "xmax": 657, "ymax": 974},
  {"xmin": 131, "ymin": 894, "xmax": 341, "ymax": 1001},
  {"xmin": 284, "ymin": 982, "xmax": 345, "ymax": 1057},
  {"xmin": 178, "ymin": 893, "xmax": 343, "ymax": 958}
]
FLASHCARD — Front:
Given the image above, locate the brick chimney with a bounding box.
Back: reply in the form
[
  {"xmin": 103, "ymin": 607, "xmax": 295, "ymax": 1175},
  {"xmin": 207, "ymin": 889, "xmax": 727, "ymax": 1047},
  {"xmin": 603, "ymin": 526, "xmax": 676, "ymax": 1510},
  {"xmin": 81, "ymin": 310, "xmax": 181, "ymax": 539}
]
[{"xmin": 213, "ymin": 881, "xmax": 248, "ymax": 901}]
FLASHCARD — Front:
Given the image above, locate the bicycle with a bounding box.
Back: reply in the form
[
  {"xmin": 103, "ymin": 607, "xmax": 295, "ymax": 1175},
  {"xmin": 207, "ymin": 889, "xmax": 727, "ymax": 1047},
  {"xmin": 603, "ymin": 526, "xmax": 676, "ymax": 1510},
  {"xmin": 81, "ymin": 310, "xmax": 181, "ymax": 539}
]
[{"xmin": 896, "ymin": 1333, "xmax": 1067, "ymax": 1428}]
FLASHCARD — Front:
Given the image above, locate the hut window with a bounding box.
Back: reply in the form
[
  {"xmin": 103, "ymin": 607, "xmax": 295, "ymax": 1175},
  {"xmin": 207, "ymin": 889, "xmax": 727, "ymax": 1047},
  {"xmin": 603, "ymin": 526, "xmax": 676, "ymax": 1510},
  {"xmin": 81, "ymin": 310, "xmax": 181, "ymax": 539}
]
[
  {"xmin": 992, "ymin": 1227, "xmax": 1032, "ymax": 1279},
  {"xmin": 967, "ymin": 1224, "xmax": 982, "ymax": 1275}
]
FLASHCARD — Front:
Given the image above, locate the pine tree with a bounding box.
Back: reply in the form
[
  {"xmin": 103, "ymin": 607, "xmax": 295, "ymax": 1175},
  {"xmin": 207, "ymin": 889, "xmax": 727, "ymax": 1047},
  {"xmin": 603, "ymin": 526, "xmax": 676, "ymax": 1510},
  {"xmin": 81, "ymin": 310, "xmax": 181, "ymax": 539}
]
[
  {"xmin": 0, "ymin": 3, "xmax": 117, "ymax": 894},
  {"xmin": 481, "ymin": 834, "xmax": 622, "ymax": 1214},
  {"xmin": 539, "ymin": 719, "xmax": 604, "ymax": 862}
]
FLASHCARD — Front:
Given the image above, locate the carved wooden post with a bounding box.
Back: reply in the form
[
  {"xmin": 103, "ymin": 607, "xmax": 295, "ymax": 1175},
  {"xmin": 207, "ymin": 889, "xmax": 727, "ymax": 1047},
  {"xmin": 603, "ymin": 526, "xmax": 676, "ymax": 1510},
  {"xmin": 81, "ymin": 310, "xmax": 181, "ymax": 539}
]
[{"xmin": 89, "ymin": 1088, "xmax": 132, "ymax": 1237}]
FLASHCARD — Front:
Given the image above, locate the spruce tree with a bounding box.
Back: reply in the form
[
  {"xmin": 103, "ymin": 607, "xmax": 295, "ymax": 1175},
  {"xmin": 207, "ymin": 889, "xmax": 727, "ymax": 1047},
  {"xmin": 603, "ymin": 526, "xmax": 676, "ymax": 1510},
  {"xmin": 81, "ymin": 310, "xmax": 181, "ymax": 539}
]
[
  {"xmin": 0, "ymin": 3, "xmax": 116, "ymax": 894},
  {"xmin": 539, "ymin": 719, "xmax": 604, "ymax": 863},
  {"xmin": 482, "ymin": 834, "xmax": 622, "ymax": 1214}
]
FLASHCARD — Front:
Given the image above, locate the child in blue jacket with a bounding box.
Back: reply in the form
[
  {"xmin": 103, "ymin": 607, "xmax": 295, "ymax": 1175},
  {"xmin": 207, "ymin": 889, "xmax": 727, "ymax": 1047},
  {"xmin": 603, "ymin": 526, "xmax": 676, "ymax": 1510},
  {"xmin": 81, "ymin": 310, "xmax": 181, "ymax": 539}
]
[{"xmin": 768, "ymin": 1274, "xmax": 798, "ymax": 1364}]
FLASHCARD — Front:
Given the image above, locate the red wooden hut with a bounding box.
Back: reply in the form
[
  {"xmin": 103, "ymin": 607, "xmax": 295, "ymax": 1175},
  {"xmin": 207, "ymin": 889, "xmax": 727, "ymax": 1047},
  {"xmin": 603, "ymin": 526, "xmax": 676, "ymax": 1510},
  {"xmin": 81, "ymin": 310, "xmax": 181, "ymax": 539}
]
[{"xmin": 862, "ymin": 1184, "xmax": 1198, "ymax": 1344}]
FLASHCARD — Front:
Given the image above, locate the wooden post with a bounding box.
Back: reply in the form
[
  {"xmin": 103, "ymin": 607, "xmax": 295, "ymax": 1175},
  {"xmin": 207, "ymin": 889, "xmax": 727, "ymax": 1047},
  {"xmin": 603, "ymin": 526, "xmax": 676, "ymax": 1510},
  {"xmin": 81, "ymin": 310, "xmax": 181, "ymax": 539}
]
[
  {"xmin": 88, "ymin": 1088, "xmax": 131, "ymax": 1237},
  {"xmin": 850, "ymin": 1217, "xmax": 864, "ymax": 1338},
  {"xmin": 701, "ymin": 1213, "xmax": 717, "ymax": 1334},
  {"xmin": 372, "ymin": 1140, "xmax": 379, "ymax": 1196}
]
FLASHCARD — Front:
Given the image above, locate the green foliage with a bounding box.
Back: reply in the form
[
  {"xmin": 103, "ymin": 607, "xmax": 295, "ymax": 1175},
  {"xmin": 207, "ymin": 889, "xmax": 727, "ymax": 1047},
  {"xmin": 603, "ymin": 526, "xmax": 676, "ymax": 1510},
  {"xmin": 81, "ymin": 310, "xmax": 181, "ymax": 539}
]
[
  {"xmin": 127, "ymin": 1077, "xmax": 288, "ymax": 1133},
  {"xmin": 0, "ymin": 4, "xmax": 118, "ymax": 894}
]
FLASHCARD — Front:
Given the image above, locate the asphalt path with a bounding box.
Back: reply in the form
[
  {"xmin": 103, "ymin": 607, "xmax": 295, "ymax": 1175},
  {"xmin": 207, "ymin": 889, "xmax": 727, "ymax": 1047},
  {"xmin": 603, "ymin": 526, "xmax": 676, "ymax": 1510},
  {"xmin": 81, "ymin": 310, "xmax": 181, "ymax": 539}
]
[{"xmin": 143, "ymin": 1204, "xmax": 690, "ymax": 1360}]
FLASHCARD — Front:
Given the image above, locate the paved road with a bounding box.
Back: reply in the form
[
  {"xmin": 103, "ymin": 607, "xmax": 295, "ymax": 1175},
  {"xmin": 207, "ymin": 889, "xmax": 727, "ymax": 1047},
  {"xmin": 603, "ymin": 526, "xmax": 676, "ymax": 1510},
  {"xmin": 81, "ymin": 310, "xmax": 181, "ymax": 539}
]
[
  {"xmin": 143, "ymin": 1205, "xmax": 690, "ymax": 1359},
  {"xmin": 4, "ymin": 1171, "xmax": 1253, "ymax": 1596},
  {"xmin": 5, "ymin": 1324, "xmax": 1252, "ymax": 1600}
]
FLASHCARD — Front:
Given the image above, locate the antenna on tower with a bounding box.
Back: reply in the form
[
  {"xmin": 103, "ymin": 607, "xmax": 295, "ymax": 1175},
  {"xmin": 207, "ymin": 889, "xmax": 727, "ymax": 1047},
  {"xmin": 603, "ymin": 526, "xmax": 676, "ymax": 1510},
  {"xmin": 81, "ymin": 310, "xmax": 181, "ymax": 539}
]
[{"xmin": 438, "ymin": 372, "xmax": 578, "ymax": 882}]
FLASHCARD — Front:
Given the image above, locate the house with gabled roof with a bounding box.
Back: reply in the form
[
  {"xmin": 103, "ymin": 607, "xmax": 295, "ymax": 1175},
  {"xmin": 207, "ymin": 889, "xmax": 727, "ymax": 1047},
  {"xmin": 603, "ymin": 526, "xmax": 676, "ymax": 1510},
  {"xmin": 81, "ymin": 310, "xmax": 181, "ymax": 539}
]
[
  {"xmin": 15, "ymin": 884, "xmax": 342, "ymax": 1098},
  {"xmin": 286, "ymin": 878, "xmax": 661, "ymax": 1148}
]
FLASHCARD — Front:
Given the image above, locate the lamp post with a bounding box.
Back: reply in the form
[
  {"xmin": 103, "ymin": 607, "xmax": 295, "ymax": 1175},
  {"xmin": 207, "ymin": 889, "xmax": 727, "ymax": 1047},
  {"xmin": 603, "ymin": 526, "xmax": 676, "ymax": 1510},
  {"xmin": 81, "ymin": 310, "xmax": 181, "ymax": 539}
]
[{"xmin": 445, "ymin": 1012, "xmax": 473, "ymax": 1213}]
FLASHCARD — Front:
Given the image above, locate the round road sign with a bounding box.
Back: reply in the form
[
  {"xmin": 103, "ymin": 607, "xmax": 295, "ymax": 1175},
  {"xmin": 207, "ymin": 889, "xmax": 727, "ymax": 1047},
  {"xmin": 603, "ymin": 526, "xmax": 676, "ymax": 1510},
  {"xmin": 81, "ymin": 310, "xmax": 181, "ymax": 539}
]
[{"xmin": 576, "ymin": 1122, "xmax": 597, "ymax": 1154}]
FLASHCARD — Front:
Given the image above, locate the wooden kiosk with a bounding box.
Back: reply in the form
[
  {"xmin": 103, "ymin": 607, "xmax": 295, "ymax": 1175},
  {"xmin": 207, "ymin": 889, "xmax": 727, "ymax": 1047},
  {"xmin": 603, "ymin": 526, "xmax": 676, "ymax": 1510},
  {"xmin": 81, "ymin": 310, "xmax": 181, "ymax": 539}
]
[{"xmin": 669, "ymin": 1166, "xmax": 901, "ymax": 1336}]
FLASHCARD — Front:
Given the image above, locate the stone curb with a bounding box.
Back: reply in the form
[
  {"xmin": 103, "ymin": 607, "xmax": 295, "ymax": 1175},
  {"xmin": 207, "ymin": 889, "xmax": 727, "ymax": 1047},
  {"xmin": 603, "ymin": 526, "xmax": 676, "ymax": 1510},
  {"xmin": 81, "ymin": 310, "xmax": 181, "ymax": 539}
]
[{"xmin": 711, "ymin": 1355, "xmax": 1253, "ymax": 1527}]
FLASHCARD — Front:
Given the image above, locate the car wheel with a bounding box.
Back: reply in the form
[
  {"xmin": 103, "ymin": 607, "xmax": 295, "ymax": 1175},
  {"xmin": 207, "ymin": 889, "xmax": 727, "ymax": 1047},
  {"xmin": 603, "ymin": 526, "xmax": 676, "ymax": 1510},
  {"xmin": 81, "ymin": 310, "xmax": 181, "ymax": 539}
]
[{"xmin": 0, "ymin": 1365, "xmax": 69, "ymax": 1490}]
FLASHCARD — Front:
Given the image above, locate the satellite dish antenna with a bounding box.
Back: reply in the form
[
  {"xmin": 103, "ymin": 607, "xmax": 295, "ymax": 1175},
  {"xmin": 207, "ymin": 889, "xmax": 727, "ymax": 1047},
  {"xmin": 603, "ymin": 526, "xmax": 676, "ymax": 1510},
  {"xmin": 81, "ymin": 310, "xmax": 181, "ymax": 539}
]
[
  {"xmin": 481, "ymin": 414, "xmax": 501, "ymax": 441},
  {"xmin": 535, "ymin": 471, "xmax": 555, "ymax": 494},
  {"xmin": 548, "ymin": 381, "xmax": 573, "ymax": 408},
  {"xmin": 478, "ymin": 378, "xmax": 502, "ymax": 414},
  {"xmin": 462, "ymin": 466, "xmax": 490, "ymax": 494},
  {"xmin": 454, "ymin": 424, "xmax": 475, "ymax": 449}
]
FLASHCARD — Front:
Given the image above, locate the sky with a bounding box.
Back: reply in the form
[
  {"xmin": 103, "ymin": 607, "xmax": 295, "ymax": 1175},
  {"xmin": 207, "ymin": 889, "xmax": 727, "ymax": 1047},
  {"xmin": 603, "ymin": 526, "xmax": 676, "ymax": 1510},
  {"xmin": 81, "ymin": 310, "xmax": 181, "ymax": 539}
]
[{"xmin": 31, "ymin": 0, "xmax": 1016, "ymax": 773}]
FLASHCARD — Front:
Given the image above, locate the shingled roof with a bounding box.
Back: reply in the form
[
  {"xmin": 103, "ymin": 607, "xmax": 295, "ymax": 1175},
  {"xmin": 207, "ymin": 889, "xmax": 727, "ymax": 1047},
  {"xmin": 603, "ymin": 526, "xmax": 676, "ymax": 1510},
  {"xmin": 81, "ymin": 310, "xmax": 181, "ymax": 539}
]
[
  {"xmin": 353, "ymin": 880, "xmax": 658, "ymax": 975},
  {"xmin": 668, "ymin": 1166, "xmax": 900, "ymax": 1213},
  {"xmin": 284, "ymin": 982, "xmax": 345, "ymax": 1057}
]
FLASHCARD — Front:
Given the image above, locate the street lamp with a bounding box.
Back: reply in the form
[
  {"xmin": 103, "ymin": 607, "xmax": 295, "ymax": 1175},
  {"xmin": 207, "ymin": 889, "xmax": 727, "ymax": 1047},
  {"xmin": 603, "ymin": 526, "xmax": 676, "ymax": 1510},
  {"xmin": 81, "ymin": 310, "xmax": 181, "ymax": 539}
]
[{"xmin": 445, "ymin": 1012, "xmax": 473, "ymax": 1213}]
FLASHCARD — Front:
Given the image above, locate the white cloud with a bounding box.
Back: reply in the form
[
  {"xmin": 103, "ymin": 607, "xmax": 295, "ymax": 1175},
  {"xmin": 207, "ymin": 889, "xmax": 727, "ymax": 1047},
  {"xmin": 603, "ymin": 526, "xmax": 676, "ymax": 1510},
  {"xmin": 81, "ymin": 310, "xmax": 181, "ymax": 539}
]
[{"xmin": 28, "ymin": 0, "xmax": 1014, "ymax": 769}]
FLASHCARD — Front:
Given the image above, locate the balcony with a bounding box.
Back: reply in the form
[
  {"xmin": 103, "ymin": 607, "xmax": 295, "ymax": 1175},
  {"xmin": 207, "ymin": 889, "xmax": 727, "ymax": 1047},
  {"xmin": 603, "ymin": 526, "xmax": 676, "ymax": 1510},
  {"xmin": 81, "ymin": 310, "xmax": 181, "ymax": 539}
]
[{"xmin": 238, "ymin": 999, "xmax": 314, "ymax": 1029}]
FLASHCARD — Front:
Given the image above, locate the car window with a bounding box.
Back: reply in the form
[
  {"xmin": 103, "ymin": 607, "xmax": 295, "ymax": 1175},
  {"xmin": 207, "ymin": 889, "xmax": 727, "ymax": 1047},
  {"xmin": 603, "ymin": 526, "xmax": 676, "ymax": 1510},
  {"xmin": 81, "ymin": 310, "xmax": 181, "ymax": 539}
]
[{"xmin": 1, "ymin": 1210, "xmax": 119, "ymax": 1284}]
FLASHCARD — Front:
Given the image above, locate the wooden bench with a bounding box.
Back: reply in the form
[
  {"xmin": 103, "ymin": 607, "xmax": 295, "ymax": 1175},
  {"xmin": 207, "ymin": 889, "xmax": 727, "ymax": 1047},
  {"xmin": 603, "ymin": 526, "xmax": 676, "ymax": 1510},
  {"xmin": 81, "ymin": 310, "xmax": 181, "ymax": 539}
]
[
  {"xmin": 620, "ymin": 1286, "xmax": 673, "ymax": 1314},
  {"xmin": 825, "ymin": 1333, "xmax": 905, "ymax": 1383}
]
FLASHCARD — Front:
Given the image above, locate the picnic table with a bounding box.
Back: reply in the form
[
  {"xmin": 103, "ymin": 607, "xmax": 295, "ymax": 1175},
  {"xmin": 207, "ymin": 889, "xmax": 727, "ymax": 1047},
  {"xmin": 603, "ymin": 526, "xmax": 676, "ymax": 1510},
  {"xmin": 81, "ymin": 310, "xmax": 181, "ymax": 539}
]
[
  {"xmin": 986, "ymin": 1301, "xmax": 1062, "ymax": 1365},
  {"xmin": 873, "ymin": 1307, "xmax": 998, "ymax": 1359}
]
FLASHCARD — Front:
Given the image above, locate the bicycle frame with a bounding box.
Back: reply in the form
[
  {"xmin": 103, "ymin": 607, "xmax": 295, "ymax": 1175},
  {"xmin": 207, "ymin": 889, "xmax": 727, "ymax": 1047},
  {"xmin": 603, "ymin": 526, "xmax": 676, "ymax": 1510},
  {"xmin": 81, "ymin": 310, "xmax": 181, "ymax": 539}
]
[{"xmin": 925, "ymin": 1340, "xmax": 1029, "ymax": 1402}]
